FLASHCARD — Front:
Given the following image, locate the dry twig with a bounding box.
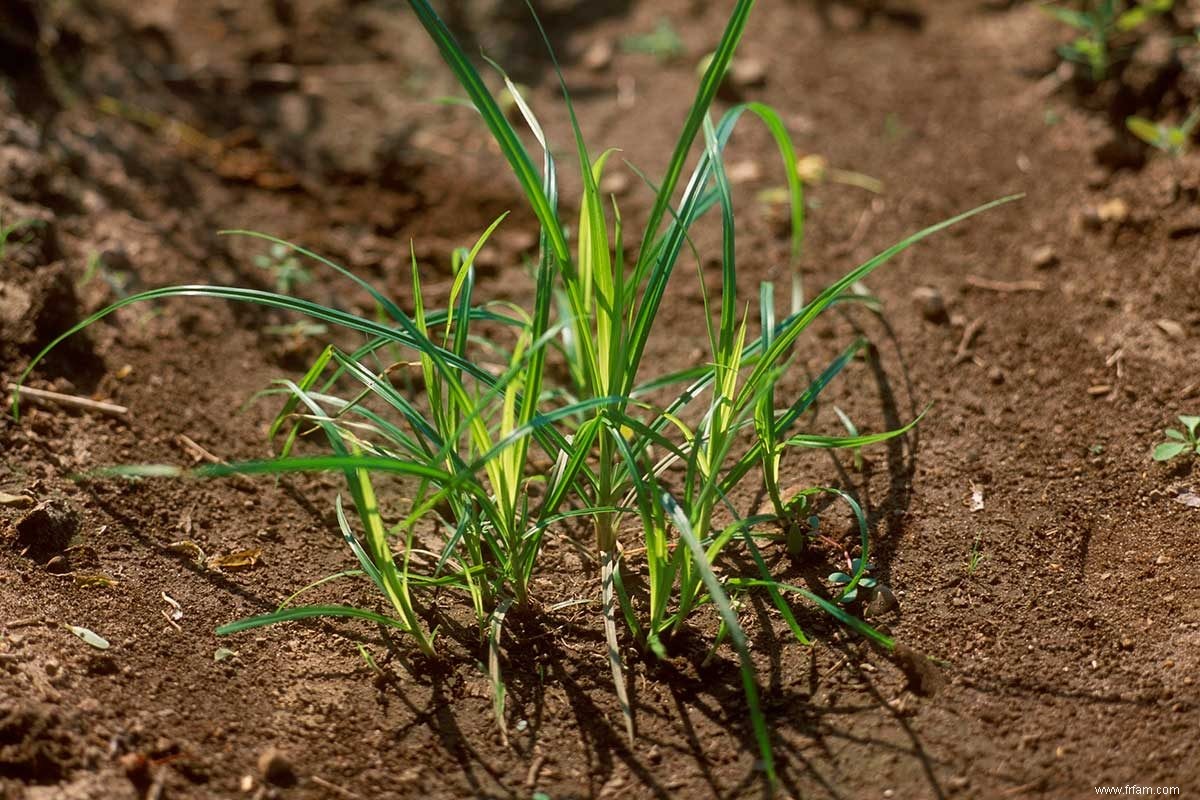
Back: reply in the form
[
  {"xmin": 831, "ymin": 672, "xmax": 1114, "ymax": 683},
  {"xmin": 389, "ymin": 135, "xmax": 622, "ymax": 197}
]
[
  {"xmin": 8, "ymin": 384, "xmax": 128, "ymax": 418},
  {"xmin": 964, "ymin": 276, "xmax": 1045, "ymax": 293}
]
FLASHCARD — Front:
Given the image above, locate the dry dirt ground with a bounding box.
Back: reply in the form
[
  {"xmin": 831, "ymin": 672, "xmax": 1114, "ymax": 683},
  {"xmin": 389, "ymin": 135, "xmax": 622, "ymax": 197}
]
[{"xmin": 2, "ymin": 0, "xmax": 1199, "ymax": 798}]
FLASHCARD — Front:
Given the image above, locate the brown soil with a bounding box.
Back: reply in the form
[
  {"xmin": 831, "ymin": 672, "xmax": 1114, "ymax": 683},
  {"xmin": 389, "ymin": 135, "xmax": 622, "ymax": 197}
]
[{"xmin": 3, "ymin": 1, "xmax": 1199, "ymax": 798}]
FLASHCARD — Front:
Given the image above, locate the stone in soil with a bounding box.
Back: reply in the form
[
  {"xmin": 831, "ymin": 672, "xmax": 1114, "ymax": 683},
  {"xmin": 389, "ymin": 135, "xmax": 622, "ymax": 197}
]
[
  {"xmin": 258, "ymin": 747, "xmax": 297, "ymax": 787},
  {"xmin": 8, "ymin": 499, "xmax": 80, "ymax": 562},
  {"xmin": 911, "ymin": 286, "xmax": 948, "ymax": 324}
]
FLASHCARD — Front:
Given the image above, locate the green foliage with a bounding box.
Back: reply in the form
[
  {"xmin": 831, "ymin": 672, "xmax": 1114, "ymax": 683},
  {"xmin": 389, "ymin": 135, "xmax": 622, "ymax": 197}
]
[
  {"xmin": 0, "ymin": 216, "xmax": 42, "ymax": 261},
  {"xmin": 1153, "ymin": 414, "xmax": 1200, "ymax": 461},
  {"xmin": 1126, "ymin": 107, "xmax": 1200, "ymax": 155},
  {"xmin": 11, "ymin": 0, "xmax": 1019, "ymax": 783},
  {"xmin": 965, "ymin": 535, "xmax": 986, "ymax": 575},
  {"xmin": 621, "ymin": 18, "xmax": 684, "ymax": 62},
  {"xmin": 1043, "ymin": 0, "xmax": 1174, "ymax": 81}
]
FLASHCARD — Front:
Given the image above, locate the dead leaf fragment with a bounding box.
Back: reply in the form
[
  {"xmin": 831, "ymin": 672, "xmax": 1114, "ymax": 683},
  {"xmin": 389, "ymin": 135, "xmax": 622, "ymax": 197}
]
[
  {"xmin": 161, "ymin": 592, "xmax": 183, "ymax": 621},
  {"xmin": 1174, "ymin": 492, "xmax": 1200, "ymax": 509},
  {"xmin": 207, "ymin": 547, "xmax": 264, "ymax": 571},
  {"xmin": 73, "ymin": 572, "xmax": 119, "ymax": 589},
  {"xmin": 1155, "ymin": 319, "xmax": 1186, "ymax": 340},
  {"xmin": 166, "ymin": 540, "xmax": 206, "ymax": 564},
  {"xmin": 970, "ymin": 483, "xmax": 985, "ymax": 513},
  {"xmin": 0, "ymin": 492, "xmax": 34, "ymax": 508}
]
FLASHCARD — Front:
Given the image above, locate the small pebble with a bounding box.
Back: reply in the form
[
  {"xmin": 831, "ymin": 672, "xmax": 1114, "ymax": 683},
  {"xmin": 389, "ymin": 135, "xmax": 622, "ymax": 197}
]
[
  {"xmin": 1030, "ymin": 245, "xmax": 1058, "ymax": 270},
  {"xmin": 1096, "ymin": 198, "xmax": 1129, "ymax": 224},
  {"xmin": 581, "ymin": 39, "xmax": 614, "ymax": 72},
  {"xmin": 987, "ymin": 366, "xmax": 1005, "ymax": 385},
  {"xmin": 600, "ymin": 171, "xmax": 631, "ymax": 196},
  {"xmin": 1155, "ymin": 319, "xmax": 1186, "ymax": 340},
  {"xmin": 257, "ymin": 748, "xmax": 296, "ymax": 787},
  {"xmin": 728, "ymin": 57, "xmax": 767, "ymax": 90},
  {"xmin": 1085, "ymin": 168, "xmax": 1110, "ymax": 189},
  {"xmin": 726, "ymin": 159, "xmax": 762, "ymax": 184},
  {"xmin": 911, "ymin": 286, "xmax": 948, "ymax": 324}
]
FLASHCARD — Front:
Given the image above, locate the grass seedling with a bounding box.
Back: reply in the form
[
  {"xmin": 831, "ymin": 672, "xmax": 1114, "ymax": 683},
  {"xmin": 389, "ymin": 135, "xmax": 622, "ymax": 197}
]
[
  {"xmin": 965, "ymin": 535, "xmax": 986, "ymax": 575},
  {"xmin": 1043, "ymin": 0, "xmax": 1174, "ymax": 81},
  {"xmin": 13, "ymin": 0, "xmax": 1020, "ymax": 784},
  {"xmin": 0, "ymin": 216, "xmax": 42, "ymax": 261},
  {"xmin": 1126, "ymin": 106, "xmax": 1200, "ymax": 155},
  {"xmin": 255, "ymin": 242, "xmax": 312, "ymax": 294},
  {"xmin": 1153, "ymin": 414, "xmax": 1200, "ymax": 461},
  {"xmin": 621, "ymin": 18, "xmax": 684, "ymax": 63}
]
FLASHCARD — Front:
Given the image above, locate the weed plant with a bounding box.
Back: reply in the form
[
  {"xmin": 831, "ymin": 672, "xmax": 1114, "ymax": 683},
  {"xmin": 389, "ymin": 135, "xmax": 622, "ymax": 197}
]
[
  {"xmin": 1044, "ymin": 0, "xmax": 1174, "ymax": 81},
  {"xmin": 1153, "ymin": 414, "xmax": 1200, "ymax": 461},
  {"xmin": 14, "ymin": 0, "xmax": 1015, "ymax": 781},
  {"xmin": 1127, "ymin": 106, "xmax": 1199, "ymax": 155}
]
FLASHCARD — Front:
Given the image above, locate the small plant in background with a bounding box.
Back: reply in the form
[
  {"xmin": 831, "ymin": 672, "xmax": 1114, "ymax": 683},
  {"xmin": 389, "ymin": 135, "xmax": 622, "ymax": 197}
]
[
  {"xmin": 0, "ymin": 216, "xmax": 43, "ymax": 261},
  {"xmin": 255, "ymin": 242, "xmax": 312, "ymax": 294},
  {"xmin": 1153, "ymin": 414, "xmax": 1200, "ymax": 461},
  {"xmin": 621, "ymin": 18, "xmax": 684, "ymax": 62},
  {"xmin": 1043, "ymin": 0, "xmax": 1174, "ymax": 81},
  {"xmin": 1126, "ymin": 106, "xmax": 1200, "ymax": 154}
]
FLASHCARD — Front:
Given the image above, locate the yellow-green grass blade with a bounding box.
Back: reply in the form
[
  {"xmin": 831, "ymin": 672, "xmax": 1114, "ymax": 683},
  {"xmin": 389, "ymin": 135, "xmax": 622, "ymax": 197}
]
[
  {"xmin": 729, "ymin": 579, "xmax": 894, "ymax": 650},
  {"xmin": 635, "ymin": 0, "xmax": 756, "ymax": 267},
  {"xmin": 404, "ymin": 0, "xmax": 568, "ymax": 262},
  {"xmin": 216, "ymin": 605, "xmax": 410, "ymax": 636},
  {"xmin": 737, "ymin": 195, "xmax": 1022, "ymax": 408}
]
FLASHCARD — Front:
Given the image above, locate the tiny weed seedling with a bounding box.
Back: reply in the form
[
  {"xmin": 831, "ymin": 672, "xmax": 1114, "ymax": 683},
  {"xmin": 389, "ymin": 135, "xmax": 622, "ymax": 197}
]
[
  {"xmin": 1153, "ymin": 415, "xmax": 1200, "ymax": 461},
  {"xmin": 829, "ymin": 558, "xmax": 877, "ymax": 604},
  {"xmin": 1043, "ymin": 0, "xmax": 1174, "ymax": 81},
  {"xmin": 13, "ymin": 0, "xmax": 1020, "ymax": 784},
  {"xmin": 965, "ymin": 535, "xmax": 986, "ymax": 575},
  {"xmin": 255, "ymin": 242, "xmax": 312, "ymax": 294},
  {"xmin": 1126, "ymin": 107, "xmax": 1200, "ymax": 155},
  {"xmin": 621, "ymin": 18, "xmax": 684, "ymax": 62},
  {"xmin": 0, "ymin": 217, "xmax": 43, "ymax": 261}
]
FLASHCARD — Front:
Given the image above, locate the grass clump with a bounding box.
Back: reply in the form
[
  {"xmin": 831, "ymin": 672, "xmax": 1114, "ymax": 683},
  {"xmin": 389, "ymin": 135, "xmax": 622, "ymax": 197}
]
[{"xmin": 13, "ymin": 0, "xmax": 1016, "ymax": 782}]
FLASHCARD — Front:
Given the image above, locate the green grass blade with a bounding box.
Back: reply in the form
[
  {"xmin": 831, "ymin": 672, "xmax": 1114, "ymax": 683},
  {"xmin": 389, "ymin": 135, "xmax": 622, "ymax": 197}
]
[
  {"xmin": 662, "ymin": 492, "xmax": 774, "ymax": 784},
  {"xmin": 216, "ymin": 604, "xmax": 410, "ymax": 636},
  {"xmin": 404, "ymin": 0, "xmax": 568, "ymax": 262}
]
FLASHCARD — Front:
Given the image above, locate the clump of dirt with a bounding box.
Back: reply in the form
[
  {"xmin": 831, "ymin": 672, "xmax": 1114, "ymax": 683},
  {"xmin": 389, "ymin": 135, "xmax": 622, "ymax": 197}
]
[
  {"xmin": 0, "ymin": 701, "xmax": 80, "ymax": 784},
  {"xmin": 7, "ymin": 500, "xmax": 80, "ymax": 564}
]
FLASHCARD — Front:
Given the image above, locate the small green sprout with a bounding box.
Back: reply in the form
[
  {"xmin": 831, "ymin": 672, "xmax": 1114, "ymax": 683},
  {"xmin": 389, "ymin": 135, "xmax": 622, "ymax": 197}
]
[
  {"xmin": 0, "ymin": 217, "xmax": 43, "ymax": 261},
  {"xmin": 965, "ymin": 535, "xmax": 986, "ymax": 575},
  {"xmin": 254, "ymin": 242, "xmax": 311, "ymax": 294},
  {"xmin": 829, "ymin": 558, "xmax": 880, "ymax": 605},
  {"xmin": 1153, "ymin": 415, "xmax": 1200, "ymax": 461},
  {"xmin": 621, "ymin": 18, "xmax": 683, "ymax": 62},
  {"xmin": 1126, "ymin": 107, "xmax": 1200, "ymax": 155},
  {"xmin": 1044, "ymin": 0, "xmax": 1174, "ymax": 81}
]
